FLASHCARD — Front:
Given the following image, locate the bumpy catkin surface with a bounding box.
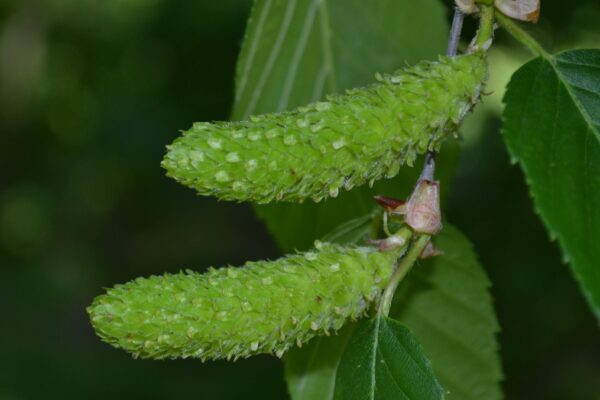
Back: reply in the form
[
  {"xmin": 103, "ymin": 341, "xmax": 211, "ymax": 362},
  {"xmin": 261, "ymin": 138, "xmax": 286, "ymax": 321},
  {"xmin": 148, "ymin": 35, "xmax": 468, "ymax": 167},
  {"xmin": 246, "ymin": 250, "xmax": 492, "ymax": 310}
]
[
  {"xmin": 162, "ymin": 53, "xmax": 487, "ymax": 203},
  {"xmin": 88, "ymin": 242, "xmax": 401, "ymax": 361}
]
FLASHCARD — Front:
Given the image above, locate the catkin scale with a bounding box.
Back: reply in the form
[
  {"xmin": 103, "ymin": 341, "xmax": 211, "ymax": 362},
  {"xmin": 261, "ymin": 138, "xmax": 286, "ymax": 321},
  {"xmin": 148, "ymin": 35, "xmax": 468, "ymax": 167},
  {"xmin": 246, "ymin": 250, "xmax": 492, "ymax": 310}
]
[
  {"xmin": 87, "ymin": 242, "xmax": 401, "ymax": 361},
  {"xmin": 162, "ymin": 53, "xmax": 487, "ymax": 203}
]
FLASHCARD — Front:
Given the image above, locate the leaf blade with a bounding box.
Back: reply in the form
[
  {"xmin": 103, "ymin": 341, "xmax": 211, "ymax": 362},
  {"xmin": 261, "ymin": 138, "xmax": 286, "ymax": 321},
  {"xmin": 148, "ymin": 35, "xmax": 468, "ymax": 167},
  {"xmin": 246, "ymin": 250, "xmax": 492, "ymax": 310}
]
[
  {"xmin": 502, "ymin": 49, "xmax": 600, "ymax": 317},
  {"xmin": 333, "ymin": 317, "xmax": 444, "ymax": 400},
  {"xmin": 284, "ymin": 324, "xmax": 356, "ymax": 400},
  {"xmin": 391, "ymin": 225, "xmax": 503, "ymax": 400},
  {"xmin": 232, "ymin": 0, "xmax": 450, "ymax": 119}
]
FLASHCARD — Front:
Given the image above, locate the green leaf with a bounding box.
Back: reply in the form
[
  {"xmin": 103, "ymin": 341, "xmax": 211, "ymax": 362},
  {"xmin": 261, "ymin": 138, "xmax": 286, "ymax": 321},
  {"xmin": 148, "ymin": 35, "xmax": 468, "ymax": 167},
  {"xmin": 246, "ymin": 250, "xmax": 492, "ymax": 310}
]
[
  {"xmin": 232, "ymin": 0, "xmax": 449, "ymax": 120},
  {"xmin": 231, "ymin": 0, "xmax": 453, "ymax": 251},
  {"xmin": 502, "ymin": 49, "xmax": 600, "ymax": 317},
  {"xmin": 285, "ymin": 324, "xmax": 356, "ymax": 400},
  {"xmin": 333, "ymin": 317, "xmax": 444, "ymax": 400},
  {"xmin": 391, "ymin": 225, "xmax": 503, "ymax": 400},
  {"xmin": 284, "ymin": 225, "xmax": 503, "ymax": 400}
]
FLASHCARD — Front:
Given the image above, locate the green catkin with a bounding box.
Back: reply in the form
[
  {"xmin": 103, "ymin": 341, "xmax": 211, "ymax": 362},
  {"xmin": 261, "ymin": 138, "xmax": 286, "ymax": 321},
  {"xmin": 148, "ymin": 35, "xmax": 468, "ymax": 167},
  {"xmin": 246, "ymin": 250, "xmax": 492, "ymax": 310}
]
[
  {"xmin": 87, "ymin": 242, "xmax": 402, "ymax": 361},
  {"xmin": 162, "ymin": 53, "xmax": 487, "ymax": 203}
]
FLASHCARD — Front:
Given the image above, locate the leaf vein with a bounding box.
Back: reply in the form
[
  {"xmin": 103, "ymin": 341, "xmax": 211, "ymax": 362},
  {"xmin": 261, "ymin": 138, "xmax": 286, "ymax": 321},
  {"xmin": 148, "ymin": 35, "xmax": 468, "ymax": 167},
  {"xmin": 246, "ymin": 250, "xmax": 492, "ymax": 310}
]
[
  {"xmin": 375, "ymin": 346, "xmax": 412, "ymax": 400},
  {"xmin": 242, "ymin": 0, "xmax": 297, "ymax": 118},
  {"xmin": 550, "ymin": 59, "xmax": 600, "ymax": 142},
  {"xmin": 278, "ymin": 0, "xmax": 321, "ymax": 111},
  {"xmin": 312, "ymin": 63, "xmax": 330, "ymax": 101},
  {"xmin": 235, "ymin": 0, "xmax": 273, "ymax": 103},
  {"xmin": 318, "ymin": 0, "xmax": 336, "ymax": 92}
]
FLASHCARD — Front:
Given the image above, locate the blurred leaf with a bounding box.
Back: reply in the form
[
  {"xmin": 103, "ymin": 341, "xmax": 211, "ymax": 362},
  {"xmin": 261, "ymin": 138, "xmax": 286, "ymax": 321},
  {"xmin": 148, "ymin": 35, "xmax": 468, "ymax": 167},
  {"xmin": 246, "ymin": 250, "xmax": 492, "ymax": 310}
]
[
  {"xmin": 320, "ymin": 210, "xmax": 377, "ymax": 244},
  {"xmin": 333, "ymin": 317, "xmax": 444, "ymax": 400},
  {"xmin": 232, "ymin": 0, "xmax": 449, "ymax": 119},
  {"xmin": 0, "ymin": 184, "xmax": 52, "ymax": 257},
  {"xmin": 502, "ymin": 49, "xmax": 600, "ymax": 318},
  {"xmin": 284, "ymin": 323, "xmax": 356, "ymax": 400},
  {"xmin": 231, "ymin": 0, "xmax": 452, "ymax": 251},
  {"xmin": 391, "ymin": 225, "xmax": 503, "ymax": 400}
]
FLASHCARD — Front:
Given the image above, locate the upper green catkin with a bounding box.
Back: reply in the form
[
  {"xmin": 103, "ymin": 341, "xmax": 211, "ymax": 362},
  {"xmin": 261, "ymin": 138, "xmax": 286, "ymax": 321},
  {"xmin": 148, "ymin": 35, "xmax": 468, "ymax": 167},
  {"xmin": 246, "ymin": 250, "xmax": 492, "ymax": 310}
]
[
  {"xmin": 162, "ymin": 53, "xmax": 487, "ymax": 203},
  {"xmin": 87, "ymin": 242, "xmax": 402, "ymax": 361}
]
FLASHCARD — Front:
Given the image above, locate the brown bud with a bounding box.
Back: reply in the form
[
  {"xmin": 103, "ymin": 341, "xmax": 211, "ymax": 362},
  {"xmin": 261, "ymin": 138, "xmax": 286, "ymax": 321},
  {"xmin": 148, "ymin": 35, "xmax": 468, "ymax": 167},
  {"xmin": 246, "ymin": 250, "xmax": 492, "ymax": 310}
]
[{"xmin": 405, "ymin": 180, "xmax": 442, "ymax": 234}]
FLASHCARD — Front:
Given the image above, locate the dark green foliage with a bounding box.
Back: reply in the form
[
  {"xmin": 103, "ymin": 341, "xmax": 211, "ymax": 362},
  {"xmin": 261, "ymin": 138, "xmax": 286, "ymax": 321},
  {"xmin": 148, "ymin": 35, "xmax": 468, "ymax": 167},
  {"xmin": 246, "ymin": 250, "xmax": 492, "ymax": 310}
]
[
  {"xmin": 503, "ymin": 49, "xmax": 600, "ymax": 317},
  {"xmin": 333, "ymin": 317, "xmax": 444, "ymax": 400}
]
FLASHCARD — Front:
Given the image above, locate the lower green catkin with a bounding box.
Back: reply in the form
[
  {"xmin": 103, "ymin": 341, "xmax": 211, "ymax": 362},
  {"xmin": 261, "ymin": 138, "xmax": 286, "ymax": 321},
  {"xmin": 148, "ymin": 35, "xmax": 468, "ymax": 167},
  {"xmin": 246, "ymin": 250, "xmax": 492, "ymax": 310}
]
[
  {"xmin": 87, "ymin": 242, "xmax": 402, "ymax": 361},
  {"xmin": 162, "ymin": 53, "xmax": 487, "ymax": 203}
]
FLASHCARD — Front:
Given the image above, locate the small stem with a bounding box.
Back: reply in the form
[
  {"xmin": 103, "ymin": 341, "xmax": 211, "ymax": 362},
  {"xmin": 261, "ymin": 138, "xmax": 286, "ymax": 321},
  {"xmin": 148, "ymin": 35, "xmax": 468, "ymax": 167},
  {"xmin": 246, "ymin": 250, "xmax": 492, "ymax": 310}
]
[
  {"xmin": 382, "ymin": 211, "xmax": 391, "ymax": 236},
  {"xmin": 473, "ymin": 4, "xmax": 495, "ymax": 49},
  {"xmin": 446, "ymin": 8, "xmax": 464, "ymax": 57},
  {"xmin": 419, "ymin": 151, "xmax": 436, "ymax": 182},
  {"xmin": 376, "ymin": 2, "xmax": 454, "ymax": 318},
  {"xmin": 378, "ymin": 234, "xmax": 431, "ymax": 317},
  {"xmin": 495, "ymin": 12, "xmax": 550, "ymax": 58}
]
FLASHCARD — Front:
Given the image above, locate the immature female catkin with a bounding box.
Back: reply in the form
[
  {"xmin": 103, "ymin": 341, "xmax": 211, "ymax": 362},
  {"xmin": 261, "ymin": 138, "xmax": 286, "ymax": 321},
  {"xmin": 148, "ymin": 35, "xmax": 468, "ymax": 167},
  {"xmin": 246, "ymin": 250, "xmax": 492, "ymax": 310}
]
[
  {"xmin": 88, "ymin": 242, "xmax": 403, "ymax": 361},
  {"xmin": 162, "ymin": 53, "xmax": 487, "ymax": 203}
]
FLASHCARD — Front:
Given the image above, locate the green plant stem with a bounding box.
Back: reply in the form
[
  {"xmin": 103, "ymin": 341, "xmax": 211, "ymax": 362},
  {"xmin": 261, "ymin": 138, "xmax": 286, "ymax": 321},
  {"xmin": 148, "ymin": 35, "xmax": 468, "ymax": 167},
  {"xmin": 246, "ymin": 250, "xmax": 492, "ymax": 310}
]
[
  {"xmin": 379, "ymin": 234, "xmax": 431, "ymax": 317},
  {"xmin": 495, "ymin": 12, "xmax": 550, "ymax": 58},
  {"xmin": 474, "ymin": 4, "xmax": 495, "ymax": 48}
]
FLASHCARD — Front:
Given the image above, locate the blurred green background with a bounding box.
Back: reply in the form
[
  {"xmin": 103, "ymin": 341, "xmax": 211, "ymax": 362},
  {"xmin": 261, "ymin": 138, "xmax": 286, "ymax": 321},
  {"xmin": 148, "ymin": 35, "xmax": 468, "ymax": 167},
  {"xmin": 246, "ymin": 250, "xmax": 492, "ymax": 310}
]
[{"xmin": 0, "ymin": 1, "xmax": 599, "ymax": 399}]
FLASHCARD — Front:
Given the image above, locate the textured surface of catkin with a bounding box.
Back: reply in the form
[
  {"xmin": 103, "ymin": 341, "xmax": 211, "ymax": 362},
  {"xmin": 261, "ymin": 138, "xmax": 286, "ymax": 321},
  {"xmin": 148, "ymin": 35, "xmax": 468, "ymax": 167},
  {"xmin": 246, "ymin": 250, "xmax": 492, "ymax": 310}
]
[
  {"xmin": 162, "ymin": 53, "xmax": 487, "ymax": 203},
  {"xmin": 88, "ymin": 242, "xmax": 401, "ymax": 361}
]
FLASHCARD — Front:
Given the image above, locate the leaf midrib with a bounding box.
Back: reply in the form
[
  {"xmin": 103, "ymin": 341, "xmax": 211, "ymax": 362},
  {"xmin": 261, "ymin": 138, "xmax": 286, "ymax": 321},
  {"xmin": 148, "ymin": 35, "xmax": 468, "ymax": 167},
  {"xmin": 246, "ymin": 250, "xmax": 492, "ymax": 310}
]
[
  {"xmin": 545, "ymin": 54, "xmax": 600, "ymax": 143},
  {"xmin": 318, "ymin": 0, "xmax": 336, "ymax": 93}
]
